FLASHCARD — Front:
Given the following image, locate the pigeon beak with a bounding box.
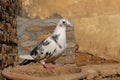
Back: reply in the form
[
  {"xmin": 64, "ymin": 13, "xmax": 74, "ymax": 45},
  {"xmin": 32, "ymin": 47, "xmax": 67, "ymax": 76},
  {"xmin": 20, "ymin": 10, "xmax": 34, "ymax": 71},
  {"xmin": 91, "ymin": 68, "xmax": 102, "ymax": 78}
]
[{"xmin": 67, "ymin": 22, "xmax": 73, "ymax": 27}]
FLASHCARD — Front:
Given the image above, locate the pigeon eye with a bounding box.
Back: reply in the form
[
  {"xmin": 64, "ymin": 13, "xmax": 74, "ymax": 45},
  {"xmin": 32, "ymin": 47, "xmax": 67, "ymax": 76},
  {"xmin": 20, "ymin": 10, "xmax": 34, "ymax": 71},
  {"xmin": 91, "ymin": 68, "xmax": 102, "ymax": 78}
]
[{"xmin": 62, "ymin": 21, "xmax": 66, "ymax": 24}]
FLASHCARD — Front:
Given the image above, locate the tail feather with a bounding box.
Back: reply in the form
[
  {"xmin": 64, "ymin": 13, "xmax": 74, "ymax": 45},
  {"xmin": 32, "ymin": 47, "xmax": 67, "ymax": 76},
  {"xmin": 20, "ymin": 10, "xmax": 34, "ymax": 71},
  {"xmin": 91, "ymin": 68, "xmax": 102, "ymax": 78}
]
[
  {"xmin": 19, "ymin": 59, "xmax": 34, "ymax": 65},
  {"xmin": 19, "ymin": 55, "xmax": 34, "ymax": 60},
  {"xmin": 19, "ymin": 55, "xmax": 35, "ymax": 65}
]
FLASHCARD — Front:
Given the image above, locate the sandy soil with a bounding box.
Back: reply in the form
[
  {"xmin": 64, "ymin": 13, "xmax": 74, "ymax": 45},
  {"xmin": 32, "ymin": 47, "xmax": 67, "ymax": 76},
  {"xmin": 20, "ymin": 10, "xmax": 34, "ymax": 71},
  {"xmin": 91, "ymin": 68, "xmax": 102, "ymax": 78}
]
[{"xmin": 2, "ymin": 63, "xmax": 120, "ymax": 80}]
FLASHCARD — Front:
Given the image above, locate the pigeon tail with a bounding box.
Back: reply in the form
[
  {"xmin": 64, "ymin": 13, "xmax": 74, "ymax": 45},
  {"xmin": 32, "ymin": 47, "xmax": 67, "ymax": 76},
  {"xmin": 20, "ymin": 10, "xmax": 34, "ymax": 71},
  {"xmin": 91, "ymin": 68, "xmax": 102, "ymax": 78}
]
[
  {"xmin": 19, "ymin": 55, "xmax": 34, "ymax": 60},
  {"xmin": 19, "ymin": 59, "xmax": 34, "ymax": 65}
]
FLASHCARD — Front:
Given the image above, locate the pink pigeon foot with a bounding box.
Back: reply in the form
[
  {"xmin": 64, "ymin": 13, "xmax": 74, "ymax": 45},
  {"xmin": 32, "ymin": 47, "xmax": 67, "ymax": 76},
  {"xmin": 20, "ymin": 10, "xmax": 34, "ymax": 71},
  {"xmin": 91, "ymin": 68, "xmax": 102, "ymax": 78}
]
[{"xmin": 43, "ymin": 64, "xmax": 55, "ymax": 72}]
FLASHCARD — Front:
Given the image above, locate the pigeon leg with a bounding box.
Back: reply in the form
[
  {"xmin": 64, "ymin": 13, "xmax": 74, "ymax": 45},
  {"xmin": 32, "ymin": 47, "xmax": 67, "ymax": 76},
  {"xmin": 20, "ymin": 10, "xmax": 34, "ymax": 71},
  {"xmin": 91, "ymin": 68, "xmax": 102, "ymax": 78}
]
[
  {"xmin": 40, "ymin": 60, "xmax": 54, "ymax": 72},
  {"xmin": 43, "ymin": 64, "xmax": 55, "ymax": 72}
]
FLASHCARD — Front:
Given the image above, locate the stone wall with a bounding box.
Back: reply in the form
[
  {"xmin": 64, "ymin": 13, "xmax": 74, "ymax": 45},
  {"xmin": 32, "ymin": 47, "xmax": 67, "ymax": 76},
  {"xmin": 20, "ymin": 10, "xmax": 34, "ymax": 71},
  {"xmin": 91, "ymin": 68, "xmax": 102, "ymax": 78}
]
[
  {"xmin": 0, "ymin": 0, "xmax": 18, "ymax": 68},
  {"xmin": 19, "ymin": 0, "xmax": 120, "ymax": 63},
  {"xmin": 17, "ymin": 16, "xmax": 75, "ymax": 64}
]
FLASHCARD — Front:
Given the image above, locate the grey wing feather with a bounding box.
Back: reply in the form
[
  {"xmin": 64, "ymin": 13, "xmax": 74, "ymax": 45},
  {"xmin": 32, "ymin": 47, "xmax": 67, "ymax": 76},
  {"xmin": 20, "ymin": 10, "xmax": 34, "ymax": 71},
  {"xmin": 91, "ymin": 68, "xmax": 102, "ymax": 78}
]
[{"xmin": 30, "ymin": 37, "xmax": 57, "ymax": 60}]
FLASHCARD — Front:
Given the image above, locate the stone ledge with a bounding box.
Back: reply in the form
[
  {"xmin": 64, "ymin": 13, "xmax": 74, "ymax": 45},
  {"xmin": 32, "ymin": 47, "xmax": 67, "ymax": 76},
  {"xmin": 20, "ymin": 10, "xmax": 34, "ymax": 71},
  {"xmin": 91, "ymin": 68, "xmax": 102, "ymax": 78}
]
[{"xmin": 75, "ymin": 52, "xmax": 118, "ymax": 66}]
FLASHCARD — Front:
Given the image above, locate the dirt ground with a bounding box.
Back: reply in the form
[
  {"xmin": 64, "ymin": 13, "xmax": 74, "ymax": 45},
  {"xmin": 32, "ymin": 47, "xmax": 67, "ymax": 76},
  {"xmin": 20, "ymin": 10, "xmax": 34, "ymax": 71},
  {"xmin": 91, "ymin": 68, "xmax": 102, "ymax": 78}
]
[{"xmin": 2, "ymin": 63, "xmax": 120, "ymax": 80}]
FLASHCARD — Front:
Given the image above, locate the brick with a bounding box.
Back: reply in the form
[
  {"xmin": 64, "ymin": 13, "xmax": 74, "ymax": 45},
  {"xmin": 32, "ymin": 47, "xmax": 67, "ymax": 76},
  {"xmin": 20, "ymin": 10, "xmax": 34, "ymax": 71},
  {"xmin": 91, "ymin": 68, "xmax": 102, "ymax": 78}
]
[
  {"xmin": 21, "ymin": 40, "xmax": 37, "ymax": 47},
  {"xmin": 21, "ymin": 33, "xmax": 30, "ymax": 40},
  {"xmin": 9, "ymin": 36, "xmax": 12, "ymax": 42},
  {"xmin": 12, "ymin": 28, "xmax": 17, "ymax": 35},
  {"xmin": 26, "ymin": 26, "xmax": 41, "ymax": 32},
  {"xmin": 93, "ymin": 56, "xmax": 106, "ymax": 64},
  {"xmin": 0, "ymin": 23, "xmax": 4, "ymax": 31},
  {"xmin": 75, "ymin": 53, "xmax": 92, "ymax": 66},
  {"xmin": 2, "ymin": 53, "xmax": 8, "ymax": 67},
  {"xmin": 12, "ymin": 47, "xmax": 18, "ymax": 53},
  {"xmin": 67, "ymin": 42, "xmax": 75, "ymax": 48},
  {"xmin": 3, "ymin": 34, "xmax": 9, "ymax": 42},
  {"xmin": 4, "ymin": 35, "xmax": 7, "ymax": 42},
  {"xmin": 0, "ymin": 53, "xmax": 2, "ymax": 59},
  {"xmin": 66, "ymin": 32, "xmax": 74, "ymax": 39},
  {"xmin": 67, "ymin": 27, "xmax": 73, "ymax": 31},
  {"xmin": 37, "ymin": 34, "xmax": 50, "ymax": 40},
  {"xmin": 22, "ymin": 47, "xmax": 31, "ymax": 52},
  {"xmin": 6, "ymin": 46, "xmax": 10, "ymax": 53},
  {"xmin": 57, "ymin": 55, "xmax": 75, "ymax": 64},
  {"xmin": 5, "ymin": 23, "xmax": 12, "ymax": 33},
  {"xmin": 12, "ymin": 38, "xmax": 18, "ymax": 44},
  {"xmin": 0, "ymin": 33, "xmax": 4, "ymax": 42},
  {"xmin": 65, "ymin": 49, "xmax": 74, "ymax": 56},
  {"xmin": 13, "ymin": 17, "xmax": 17, "ymax": 28},
  {"xmin": 1, "ymin": 44, "xmax": 6, "ymax": 54},
  {"xmin": 8, "ymin": 46, "xmax": 13, "ymax": 53},
  {"xmin": 44, "ymin": 26, "xmax": 56, "ymax": 32},
  {"xmin": 5, "ymin": 13, "xmax": 10, "ymax": 22}
]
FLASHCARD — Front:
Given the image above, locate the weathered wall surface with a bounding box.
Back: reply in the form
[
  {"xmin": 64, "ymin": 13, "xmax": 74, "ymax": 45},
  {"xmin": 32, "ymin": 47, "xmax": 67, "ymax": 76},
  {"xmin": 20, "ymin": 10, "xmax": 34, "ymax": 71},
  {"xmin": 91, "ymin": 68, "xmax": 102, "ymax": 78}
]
[
  {"xmin": 19, "ymin": 0, "xmax": 120, "ymax": 62},
  {"xmin": 0, "ymin": 0, "xmax": 18, "ymax": 68}
]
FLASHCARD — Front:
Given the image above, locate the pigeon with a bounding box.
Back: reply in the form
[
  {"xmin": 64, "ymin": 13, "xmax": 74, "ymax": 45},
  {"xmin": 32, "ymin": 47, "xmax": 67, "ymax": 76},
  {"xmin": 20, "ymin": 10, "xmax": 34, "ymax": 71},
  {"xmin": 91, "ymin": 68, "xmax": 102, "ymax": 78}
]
[{"xmin": 19, "ymin": 19, "xmax": 73, "ymax": 71}]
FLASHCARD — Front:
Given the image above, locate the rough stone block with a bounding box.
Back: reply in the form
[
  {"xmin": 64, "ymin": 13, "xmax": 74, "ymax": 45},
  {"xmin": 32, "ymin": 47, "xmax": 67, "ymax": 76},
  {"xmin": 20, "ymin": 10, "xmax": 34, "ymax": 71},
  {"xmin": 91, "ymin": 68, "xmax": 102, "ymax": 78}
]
[
  {"xmin": 12, "ymin": 38, "xmax": 18, "ymax": 44},
  {"xmin": 0, "ymin": 23, "xmax": 4, "ymax": 31},
  {"xmin": 37, "ymin": 34, "xmax": 50, "ymax": 40},
  {"xmin": 0, "ymin": 33, "xmax": 4, "ymax": 42},
  {"xmin": 21, "ymin": 33, "xmax": 30, "ymax": 40},
  {"xmin": 21, "ymin": 40, "xmax": 37, "ymax": 47},
  {"xmin": 26, "ymin": 26, "xmax": 41, "ymax": 32},
  {"xmin": 5, "ymin": 34, "xmax": 10, "ymax": 42},
  {"xmin": 57, "ymin": 55, "xmax": 75, "ymax": 64},
  {"xmin": 67, "ymin": 27, "xmax": 73, "ymax": 31},
  {"xmin": 67, "ymin": 33, "xmax": 74, "ymax": 40},
  {"xmin": 12, "ymin": 28, "xmax": 17, "ymax": 35},
  {"xmin": 75, "ymin": 53, "xmax": 92, "ymax": 66},
  {"xmin": 44, "ymin": 26, "xmax": 55, "ymax": 32},
  {"xmin": 67, "ymin": 42, "xmax": 75, "ymax": 48},
  {"xmin": 1, "ymin": 44, "xmax": 6, "ymax": 53},
  {"xmin": 5, "ymin": 23, "xmax": 12, "ymax": 33},
  {"xmin": 22, "ymin": 47, "xmax": 31, "ymax": 53},
  {"xmin": 64, "ymin": 49, "xmax": 74, "ymax": 56},
  {"xmin": 12, "ymin": 17, "xmax": 17, "ymax": 28}
]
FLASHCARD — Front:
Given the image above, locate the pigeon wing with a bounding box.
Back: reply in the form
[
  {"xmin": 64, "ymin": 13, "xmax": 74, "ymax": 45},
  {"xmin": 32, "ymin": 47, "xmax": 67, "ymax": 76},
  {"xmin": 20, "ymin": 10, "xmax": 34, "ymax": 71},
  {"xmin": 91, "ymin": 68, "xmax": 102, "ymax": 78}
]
[{"xmin": 30, "ymin": 37, "xmax": 57, "ymax": 60}]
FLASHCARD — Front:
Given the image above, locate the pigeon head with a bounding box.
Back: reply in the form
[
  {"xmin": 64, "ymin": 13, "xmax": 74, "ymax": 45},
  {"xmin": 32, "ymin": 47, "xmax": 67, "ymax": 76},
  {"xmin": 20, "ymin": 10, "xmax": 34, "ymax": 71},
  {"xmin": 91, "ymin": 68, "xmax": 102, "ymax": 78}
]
[{"xmin": 59, "ymin": 19, "xmax": 73, "ymax": 27}]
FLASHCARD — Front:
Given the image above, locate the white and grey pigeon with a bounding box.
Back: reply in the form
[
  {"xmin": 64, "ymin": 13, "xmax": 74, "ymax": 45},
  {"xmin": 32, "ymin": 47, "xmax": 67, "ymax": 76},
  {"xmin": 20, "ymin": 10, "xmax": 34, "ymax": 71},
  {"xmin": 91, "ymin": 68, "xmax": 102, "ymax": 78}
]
[{"xmin": 19, "ymin": 19, "xmax": 72, "ymax": 71}]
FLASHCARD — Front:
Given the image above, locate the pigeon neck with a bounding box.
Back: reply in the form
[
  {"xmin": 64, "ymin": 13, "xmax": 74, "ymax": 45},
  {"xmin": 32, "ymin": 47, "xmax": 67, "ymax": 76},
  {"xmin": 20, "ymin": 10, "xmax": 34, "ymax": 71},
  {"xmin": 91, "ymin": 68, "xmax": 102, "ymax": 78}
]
[
  {"xmin": 52, "ymin": 24, "xmax": 67, "ymax": 48},
  {"xmin": 53, "ymin": 25, "xmax": 66, "ymax": 34}
]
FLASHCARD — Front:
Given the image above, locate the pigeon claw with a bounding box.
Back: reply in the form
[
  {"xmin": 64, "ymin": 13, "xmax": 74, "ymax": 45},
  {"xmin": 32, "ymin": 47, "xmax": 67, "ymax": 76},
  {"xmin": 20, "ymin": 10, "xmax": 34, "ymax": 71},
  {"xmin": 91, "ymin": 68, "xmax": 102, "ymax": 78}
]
[{"xmin": 43, "ymin": 64, "xmax": 55, "ymax": 72}]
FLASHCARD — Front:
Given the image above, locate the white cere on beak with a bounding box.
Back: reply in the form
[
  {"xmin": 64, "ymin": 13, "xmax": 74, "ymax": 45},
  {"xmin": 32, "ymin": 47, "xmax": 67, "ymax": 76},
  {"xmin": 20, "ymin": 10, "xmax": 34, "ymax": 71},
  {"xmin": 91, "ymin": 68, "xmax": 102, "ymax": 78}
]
[{"xmin": 66, "ymin": 20, "xmax": 73, "ymax": 27}]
